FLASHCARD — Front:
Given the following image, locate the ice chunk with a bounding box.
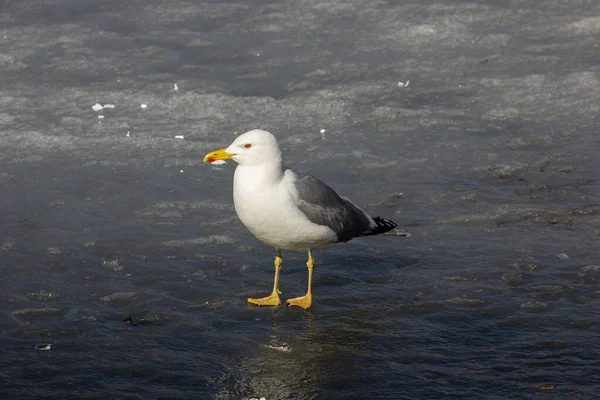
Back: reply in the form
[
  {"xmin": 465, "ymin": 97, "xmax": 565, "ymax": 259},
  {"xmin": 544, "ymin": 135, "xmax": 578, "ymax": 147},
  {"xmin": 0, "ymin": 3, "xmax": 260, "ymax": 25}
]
[
  {"xmin": 265, "ymin": 343, "xmax": 291, "ymax": 352},
  {"xmin": 103, "ymin": 260, "xmax": 124, "ymax": 271}
]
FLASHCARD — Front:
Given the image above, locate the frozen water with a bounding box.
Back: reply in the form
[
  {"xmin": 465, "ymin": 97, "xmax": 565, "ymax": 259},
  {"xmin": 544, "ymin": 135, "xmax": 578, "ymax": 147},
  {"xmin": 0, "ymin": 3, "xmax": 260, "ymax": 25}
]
[{"xmin": 1, "ymin": 0, "xmax": 600, "ymax": 398}]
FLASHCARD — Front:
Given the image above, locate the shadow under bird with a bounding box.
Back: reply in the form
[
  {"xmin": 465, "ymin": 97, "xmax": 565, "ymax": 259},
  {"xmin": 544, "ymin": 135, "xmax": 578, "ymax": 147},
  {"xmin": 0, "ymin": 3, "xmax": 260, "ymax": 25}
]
[{"xmin": 204, "ymin": 129, "xmax": 398, "ymax": 309}]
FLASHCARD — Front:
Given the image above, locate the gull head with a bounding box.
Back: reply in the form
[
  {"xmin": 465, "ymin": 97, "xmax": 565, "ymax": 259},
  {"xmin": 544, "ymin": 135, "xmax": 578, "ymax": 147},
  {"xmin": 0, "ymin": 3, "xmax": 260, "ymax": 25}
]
[{"xmin": 204, "ymin": 129, "xmax": 282, "ymax": 166}]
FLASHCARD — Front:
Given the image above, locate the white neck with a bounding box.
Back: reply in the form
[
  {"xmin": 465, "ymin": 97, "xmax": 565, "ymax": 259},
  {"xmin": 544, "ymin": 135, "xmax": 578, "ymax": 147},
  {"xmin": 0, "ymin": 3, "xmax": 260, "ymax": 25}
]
[{"xmin": 233, "ymin": 159, "xmax": 284, "ymax": 190}]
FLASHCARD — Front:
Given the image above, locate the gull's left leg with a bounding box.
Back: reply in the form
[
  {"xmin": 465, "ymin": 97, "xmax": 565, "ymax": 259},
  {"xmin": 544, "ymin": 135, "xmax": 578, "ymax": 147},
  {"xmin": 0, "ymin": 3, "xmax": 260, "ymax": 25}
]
[
  {"xmin": 286, "ymin": 250, "xmax": 314, "ymax": 309},
  {"xmin": 248, "ymin": 249, "xmax": 282, "ymax": 307}
]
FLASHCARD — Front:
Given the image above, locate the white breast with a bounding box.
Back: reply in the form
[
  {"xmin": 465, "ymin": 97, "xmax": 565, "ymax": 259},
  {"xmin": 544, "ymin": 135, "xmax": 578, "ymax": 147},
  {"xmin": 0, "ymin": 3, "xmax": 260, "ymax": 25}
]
[{"xmin": 232, "ymin": 165, "xmax": 337, "ymax": 250}]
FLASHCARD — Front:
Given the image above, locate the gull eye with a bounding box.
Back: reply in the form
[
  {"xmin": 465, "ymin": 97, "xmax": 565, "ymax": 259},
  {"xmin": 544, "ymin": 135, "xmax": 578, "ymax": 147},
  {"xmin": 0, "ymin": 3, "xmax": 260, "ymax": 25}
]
[{"xmin": 244, "ymin": 143, "xmax": 252, "ymax": 149}]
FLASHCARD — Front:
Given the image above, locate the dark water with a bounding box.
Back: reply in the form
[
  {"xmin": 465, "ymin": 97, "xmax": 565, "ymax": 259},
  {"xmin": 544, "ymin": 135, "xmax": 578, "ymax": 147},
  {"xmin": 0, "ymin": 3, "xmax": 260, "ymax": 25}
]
[{"xmin": 2, "ymin": 0, "xmax": 600, "ymax": 398}]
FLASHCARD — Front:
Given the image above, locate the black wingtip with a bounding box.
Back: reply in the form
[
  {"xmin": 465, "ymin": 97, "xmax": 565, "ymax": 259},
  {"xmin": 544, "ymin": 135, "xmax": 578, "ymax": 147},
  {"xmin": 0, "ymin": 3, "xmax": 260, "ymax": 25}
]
[
  {"xmin": 373, "ymin": 216, "xmax": 398, "ymax": 233},
  {"xmin": 360, "ymin": 216, "xmax": 398, "ymax": 236}
]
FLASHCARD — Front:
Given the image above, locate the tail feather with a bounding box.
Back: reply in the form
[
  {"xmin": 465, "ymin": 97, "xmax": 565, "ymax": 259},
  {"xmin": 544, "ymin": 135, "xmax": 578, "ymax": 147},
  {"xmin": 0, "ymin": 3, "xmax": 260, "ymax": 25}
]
[{"xmin": 359, "ymin": 216, "xmax": 398, "ymax": 237}]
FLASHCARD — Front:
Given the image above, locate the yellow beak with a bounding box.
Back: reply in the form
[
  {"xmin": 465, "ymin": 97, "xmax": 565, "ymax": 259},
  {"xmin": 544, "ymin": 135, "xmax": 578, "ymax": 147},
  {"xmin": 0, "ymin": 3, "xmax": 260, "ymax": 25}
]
[{"xmin": 203, "ymin": 148, "xmax": 236, "ymax": 163}]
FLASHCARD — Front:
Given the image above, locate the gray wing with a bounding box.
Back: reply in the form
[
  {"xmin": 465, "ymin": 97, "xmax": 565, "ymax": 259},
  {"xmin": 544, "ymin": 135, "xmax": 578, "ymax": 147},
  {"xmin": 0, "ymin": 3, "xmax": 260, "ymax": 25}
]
[{"xmin": 293, "ymin": 174, "xmax": 373, "ymax": 242}]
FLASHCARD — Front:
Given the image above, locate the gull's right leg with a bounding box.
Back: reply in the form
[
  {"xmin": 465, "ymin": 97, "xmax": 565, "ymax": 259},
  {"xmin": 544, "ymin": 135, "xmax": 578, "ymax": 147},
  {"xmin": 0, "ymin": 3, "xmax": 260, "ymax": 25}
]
[{"xmin": 248, "ymin": 248, "xmax": 282, "ymax": 307}]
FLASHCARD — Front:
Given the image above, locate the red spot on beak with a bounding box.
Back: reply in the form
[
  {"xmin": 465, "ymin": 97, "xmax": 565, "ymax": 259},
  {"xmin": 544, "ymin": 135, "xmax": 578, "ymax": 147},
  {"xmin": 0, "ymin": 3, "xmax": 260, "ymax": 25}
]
[{"xmin": 207, "ymin": 157, "xmax": 215, "ymax": 162}]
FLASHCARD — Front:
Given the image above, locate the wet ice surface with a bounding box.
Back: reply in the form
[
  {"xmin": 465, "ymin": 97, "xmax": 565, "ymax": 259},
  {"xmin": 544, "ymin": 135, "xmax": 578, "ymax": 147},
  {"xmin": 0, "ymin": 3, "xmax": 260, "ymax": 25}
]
[{"xmin": 1, "ymin": 0, "xmax": 600, "ymax": 398}]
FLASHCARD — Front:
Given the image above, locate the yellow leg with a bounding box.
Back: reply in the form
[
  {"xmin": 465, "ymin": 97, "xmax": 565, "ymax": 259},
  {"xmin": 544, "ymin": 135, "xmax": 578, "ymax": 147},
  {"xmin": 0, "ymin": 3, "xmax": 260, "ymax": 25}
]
[
  {"xmin": 248, "ymin": 249, "xmax": 282, "ymax": 307},
  {"xmin": 286, "ymin": 250, "xmax": 314, "ymax": 309}
]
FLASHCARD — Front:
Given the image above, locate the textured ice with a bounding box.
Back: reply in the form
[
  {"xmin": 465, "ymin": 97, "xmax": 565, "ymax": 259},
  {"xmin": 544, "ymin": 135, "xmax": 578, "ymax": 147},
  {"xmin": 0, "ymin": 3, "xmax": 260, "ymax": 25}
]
[
  {"xmin": 103, "ymin": 260, "xmax": 125, "ymax": 271},
  {"xmin": 2, "ymin": 0, "xmax": 600, "ymax": 398},
  {"xmin": 100, "ymin": 292, "xmax": 137, "ymax": 302},
  {"xmin": 26, "ymin": 291, "xmax": 60, "ymax": 301},
  {"xmin": 520, "ymin": 301, "xmax": 550, "ymax": 313},
  {"xmin": 529, "ymin": 285, "xmax": 564, "ymax": 293},
  {"xmin": 444, "ymin": 297, "xmax": 492, "ymax": 308},
  {"xmin": 570, "ymin": 16, "xmax": 600, "ymax": 33},
  {"xmin": 11, "ymin": 308, "xmax": 61, "ymax": 315},
  {"xmin": 162, "ymin": 235, "xmax": 235, "ymax": 247}
]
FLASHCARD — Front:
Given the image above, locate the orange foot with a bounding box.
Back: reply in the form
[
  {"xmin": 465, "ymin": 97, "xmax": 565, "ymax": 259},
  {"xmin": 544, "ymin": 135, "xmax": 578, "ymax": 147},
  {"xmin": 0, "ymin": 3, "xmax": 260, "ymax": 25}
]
[
  {"xmin": 248, "ymin": 291, "xmax": 281, "ymax": 307},
  {"xmin": 286, "ymin": 293, "xmax": 312, "ymax": 309}
]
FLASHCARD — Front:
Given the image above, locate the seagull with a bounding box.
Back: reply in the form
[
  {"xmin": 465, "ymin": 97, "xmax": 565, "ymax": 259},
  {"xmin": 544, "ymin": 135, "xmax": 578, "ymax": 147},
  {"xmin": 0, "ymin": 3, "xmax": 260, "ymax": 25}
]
[{"xmin": 203, "ymin": 129, "xmax": 398, "ymax": 309}]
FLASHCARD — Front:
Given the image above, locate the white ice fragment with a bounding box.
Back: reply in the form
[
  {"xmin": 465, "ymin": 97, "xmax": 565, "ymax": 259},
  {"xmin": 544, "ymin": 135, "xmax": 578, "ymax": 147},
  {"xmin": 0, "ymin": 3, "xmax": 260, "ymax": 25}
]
[
  {"xmin": 265, "ymin": 344, "xmax": 291, "ymax": 352},
  {"xmin": 98, "ymin": 115, "xmax": 104, "ymax": 119},
  {"xmin": 103, "ymin": 260, "xmax": 124, "ymax": 271},
  {"xmin": 320, "ymin": 129, "xmax": 326, "ymax": 134},
  {"xmin": 175, "ymin": 135, "xmax": 184, "ymax": 140},
  {"xmin": 397, "ymin": 80, "xmax": 410, "ymax": 88},
  {"xmin": 556, "ymin": 253, "xmax": 570, "ymax": 260},
  {"xmin": 103, "ymin": 104, "xmax": 116, "ymax": 109},
  {"xmin": 126, "ymin": 131, "xmax": 131, "ymax": 137},
  {"xmin": 35, "ymin": 344, "xmax": 53, "ymax": 351},
  {"xmin": 92, "ymin": 103, "xmax": 104, "ymax": 111},
  {"xmin": 141, "ymin": 104, "xmax": 148, "ymax": 109},
  {"xmin": 180, "ymin": 170, "xmax": 184, "ymax": 173},
  {"xmin": 211, "ymin": 160, "xmax": 226, "ymax": 165},
  {"xmin": 174, "ymin": 84, "xmax": 179, "ymax": 91}
]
